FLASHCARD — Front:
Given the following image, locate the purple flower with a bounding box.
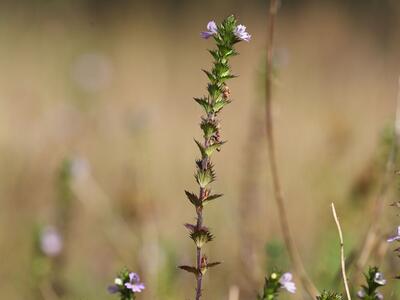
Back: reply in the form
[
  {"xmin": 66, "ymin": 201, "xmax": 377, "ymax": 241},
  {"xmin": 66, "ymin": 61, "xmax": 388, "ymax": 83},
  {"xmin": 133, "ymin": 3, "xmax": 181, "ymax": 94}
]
[
  {"xmin": 234, "ymin": 24, "xmax": 251, "ymax": 42},
  {"xmin": 107, "ymin": 277, "xmax": 123, "ymax": 294},
  {"xmin": 201, "ymin": 21, "xmax": 218, "ymax": 39},
  {"xmin": 125, "ymin": 272, "xmax": 145, "ymax": 293},
  {"xmin": 40, "ymin": 226, "xmax": 63, "ymax": 257},
  {"xmin": 376, "ymin": 292, "xmax": 384, "ymax": 300},
  {"xmin": 107, "ymin": 285, "xmax": 119, "ymax": 294},
  {"xmin": 357, "ymin": 289, "xmax": 366, "ymax": 298},
  {"xmin": 387, "ymin": 226, "xmax": 400, "ymax": 242},
  {"xmin": 279, "ymin": 272, "xmax": 296, "ymax": 293}
]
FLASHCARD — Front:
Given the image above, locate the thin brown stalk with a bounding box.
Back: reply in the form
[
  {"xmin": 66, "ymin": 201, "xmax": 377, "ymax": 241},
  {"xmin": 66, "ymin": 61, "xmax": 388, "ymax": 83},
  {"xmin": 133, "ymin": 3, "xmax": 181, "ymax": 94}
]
[
  {"xmin": 237, "ymin": 102, "xmax": 264, "ymax": 293},
  {"xmin": 264, "ymin": 0, "xmax": 318, "ymax": 298},
  {"xmin": 331, "ymin": 203, "xmax": 352, "ymax": 300}
]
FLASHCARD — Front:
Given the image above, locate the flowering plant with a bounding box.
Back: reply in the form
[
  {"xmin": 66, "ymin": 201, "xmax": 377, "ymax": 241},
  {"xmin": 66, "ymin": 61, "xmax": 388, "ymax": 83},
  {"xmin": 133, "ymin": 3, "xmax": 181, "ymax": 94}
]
[
  {"xmin": 178, "ymin": 15, "xmax": 250, "ymax": 300},
  {"xmin": 108, "ymin": 270, "xmax": 145, "ymax": 300},
  {"xmin": 357, "ymin": 267, "xmax": 386, "ymax": 300},
  {"xmin": 257, "ymin": 271, "xmax": 296, "ymax": 299}
]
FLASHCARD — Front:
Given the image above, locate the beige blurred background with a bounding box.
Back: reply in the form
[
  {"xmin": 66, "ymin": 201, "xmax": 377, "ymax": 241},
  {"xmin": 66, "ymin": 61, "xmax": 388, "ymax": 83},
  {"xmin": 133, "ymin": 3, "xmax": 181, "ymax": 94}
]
[{"xmin": 1, "ymin": 0, "xmax": 400, "ymax": 299}]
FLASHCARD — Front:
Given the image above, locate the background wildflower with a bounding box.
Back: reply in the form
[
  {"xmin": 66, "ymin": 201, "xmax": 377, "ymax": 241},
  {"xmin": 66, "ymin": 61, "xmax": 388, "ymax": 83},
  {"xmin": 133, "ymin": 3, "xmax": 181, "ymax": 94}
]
[
  {"xmin": 40, "ymin": 226, "xmax": 63, "ymax": 257},
  {"xmin": 108, "ymin": 270, "xmax": 144, "ymax": 300},
  {"xmin": 279, "ymin": 272, "xmax": 296, "ymax": 293},
  {"xmin": 356, "ymin": 267, "xmax": 386, "ymax": 300}
]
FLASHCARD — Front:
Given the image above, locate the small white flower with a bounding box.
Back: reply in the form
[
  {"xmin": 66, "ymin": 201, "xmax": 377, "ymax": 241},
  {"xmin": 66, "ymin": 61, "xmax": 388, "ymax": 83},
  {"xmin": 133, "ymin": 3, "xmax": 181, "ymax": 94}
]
[
  {"xmin": 387, "ymin": 226, "xmax": 400, "ymax": 242},
  {"xmin": 114, "ymin": 278, "xmax": 123, "ymax": 285},
  {"xmin": 374, "ymin": 272, "xmax": 386, "ymax": 286}
]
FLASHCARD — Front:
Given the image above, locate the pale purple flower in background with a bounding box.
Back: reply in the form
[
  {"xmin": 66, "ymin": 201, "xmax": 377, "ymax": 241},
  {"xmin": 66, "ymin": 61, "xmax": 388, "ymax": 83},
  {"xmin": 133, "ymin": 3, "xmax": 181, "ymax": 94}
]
[
  {"xmin": 108, "ymin": 277, "xmax": 123, "ymax": 294},
  {"xmin": 201, "ymin": 21, "xmax": 218, "ymax": 39},
  {"xmin": 125, "ymin": 272, "xmax": 145, "ymax": 293},
  {"xmin": 234, "ymin": 24, "xmax": 251, "ymax": 42},
  {"xmin": 70, "ymin": 157, "xmax": 90, "ymax": 181},
  {"xmin": 357, "ymin": 289, "xmax": 366, "ymax": 298},
  {"xmin": 279, "ymin": 272, "xmax": 296, "ymax": 293},
  {"xmin": 40, "ymin": 226, "xmax": 63, "ymax": 257},
  {"xmin": 374, "ymin": 272, "xmax": 386, "ymax": 285},
  {"xmin": 107, "ymin": 284, "xmax": 119, "ymax": 294},
  {"xmin": 387, "ymin": 226, "xmax": 400, "ymax": 242},
  {"xmin": 376, "ymin": 292, "xmax": 384, "ymax": 300}
]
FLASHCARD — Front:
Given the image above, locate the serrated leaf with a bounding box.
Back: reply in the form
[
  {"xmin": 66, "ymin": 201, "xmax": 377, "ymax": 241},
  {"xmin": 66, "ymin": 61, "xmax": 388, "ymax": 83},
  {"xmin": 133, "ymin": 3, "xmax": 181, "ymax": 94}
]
[
  {"xmin": 178, "ymin": 265, "xmax": 198, "ymax": 275},
  {"xmin": 213, "ymin": 99, "xmax": 231, "ymax": 113},
  {"xmin": 194, "ymin": 97, "xmax": 212, "ymax": 114},
  {"xmin": 203, "ymin": 193, "xmax": 223, "ymax": 205},
  {"xmin": 185, "ymin": 190, "xmax": 201, "ymax": 206},
  {"xmin": 221, "ymin": 74, "xmax": 237, "ymax": 80},
  {"xmin": 190, "ymin": 229, "xmax": 214, "ymax": 248},
  {"xmin": 202, "ymin": 69, "xmax": 216, "ymax": 82},
  {"xmin": 195, "ymin": 168, "xmax": 215, "ymax": 188},
  {"xmin": 207, "ymin": 83, "xmax": 222, "ymax": 101},
  {"xmin": 204, "ymin": 141, "xmax": 225, "ymax": 157},
  {"xmin": 194, "ymin": 139, "xmax": 206, "ymax": 158},
  {"xmin": 200, "ymin": 120, "xmax": 218, "ymax": 139},
  {"xmin": 213, "ymin": 63, "xmax": 230, "ymax": 78},
  {"xmin": 208, "ymin": 49, "xmax": 219, "ymax": 61}
]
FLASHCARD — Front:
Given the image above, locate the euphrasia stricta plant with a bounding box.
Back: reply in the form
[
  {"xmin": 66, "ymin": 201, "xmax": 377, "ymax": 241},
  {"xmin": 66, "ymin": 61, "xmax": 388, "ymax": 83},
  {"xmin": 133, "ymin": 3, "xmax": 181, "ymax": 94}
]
[
  {"xmin": 257, "ymin": 271, "xmax": 296, "ymax": 299},
  {"xmin": 108, "ymin": 269, "xmax": 145, "ymax": 300},
  {"xmin": 317, "ymin": 291, "xmax": 344, "ymax": 300},
  {"xmin": 356, "ymin": 267, "xmax": 386, "ymax": 300},
  {"xmin": 178, "ymin": 16, "xmax": 250, "ymax": 300}
]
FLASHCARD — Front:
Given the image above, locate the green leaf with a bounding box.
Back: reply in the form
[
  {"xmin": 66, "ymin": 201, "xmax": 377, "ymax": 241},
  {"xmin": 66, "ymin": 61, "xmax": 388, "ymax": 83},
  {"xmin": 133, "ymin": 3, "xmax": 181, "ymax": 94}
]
[
  {"xmin": 206, "ymin": 261, "xmax": 221, "ymax": 268},
  {"xmin": 213, "ymin": 99, "xmax": 231, "ymax": 113},
  {"xmin": 178, "ymin": 265, "xmax": 198, "ymax": 275},
  {"xmin": 208, "ymin": 49, "xmax": 219, "ymax": 61},
  {"xmin": 207, "ymin": 83, "xmax": 222, "ymax": 101},
  {"xmin": 203, "ymin": 193, "xmax": 223, "ymax": 206},
  {"xmin": 195, "ymin": 168, "xmax": 215, "ymax": 188},
  {"xmin": 213, "ymin": 62, "xmax": 230, "ymax": 78},
  {"xmin": 190, "ymin": 229, "xmax": 214, "ymax": 248},
  {"xmin": 200, "ymin": 120, "xmax": 218, "ymax": 139},
  {"xmin": 316, "ymin": 291, "xmax": 343, "ymax": 300},
  {"xmin": 184, "ymin": 190, "xmax": 201, "ymax": 206},
  {"xmin": 194, "ymin": 97, "xmax": 212, "ymax": 114},
  {"xmin": 202, "ymin": 69, "xmax": 216, "ymax": 83},
  {"xmin": 194, "ymin": 139, "xmax": 206, "ymax": 158},
  {"xmin": 204, "ymin": 141, "xmax": 225, "ymax": 157}
]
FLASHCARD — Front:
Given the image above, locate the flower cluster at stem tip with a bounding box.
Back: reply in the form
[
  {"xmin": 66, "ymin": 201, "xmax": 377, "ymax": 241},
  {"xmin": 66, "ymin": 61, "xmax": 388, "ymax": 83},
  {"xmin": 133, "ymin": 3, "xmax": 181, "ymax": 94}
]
[
  {"xmin": 357, "ymin": 267, "xmax": 386, "ymax": 300},
  {"xmin": 258, "ymin": 271, "xmax": 296, "ymax": 299},
  {"xmin": 108, "ymin": 270, "xmax": 145, "ymax": 300},
  {"xmin": 201, "ymin": 20, "xmax": 251, "ymax": 42}
]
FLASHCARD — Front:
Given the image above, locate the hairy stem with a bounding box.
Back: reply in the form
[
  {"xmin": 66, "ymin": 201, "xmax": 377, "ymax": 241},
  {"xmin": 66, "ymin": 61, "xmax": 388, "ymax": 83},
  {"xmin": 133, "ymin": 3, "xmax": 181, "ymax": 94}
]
[
  {"xmin": 264, "ymin": 0, "xmax": 318, "ymax": 298},
  {"xmin": 195, "ymin": 113, "xmax": 214, "ymax": 300}
]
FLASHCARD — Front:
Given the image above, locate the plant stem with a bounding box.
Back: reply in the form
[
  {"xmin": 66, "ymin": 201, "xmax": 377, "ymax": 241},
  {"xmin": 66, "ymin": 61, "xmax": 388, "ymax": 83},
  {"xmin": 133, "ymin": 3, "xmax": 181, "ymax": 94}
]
[
  {"xmin": 195, "ymin": 114, "xmax": 213, "ymax": 300},
  {"xmin": 331, "ymin": 203, "xmax": 352, "ymax": 300},
  {"xmin": 264, "ymin": 0, "xmax": 318, "ymax": 298}
]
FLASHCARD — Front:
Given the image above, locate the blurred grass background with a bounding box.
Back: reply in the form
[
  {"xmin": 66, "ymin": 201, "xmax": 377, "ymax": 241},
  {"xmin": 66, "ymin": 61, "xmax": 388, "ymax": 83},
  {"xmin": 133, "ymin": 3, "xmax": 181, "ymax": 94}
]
[{"xmin": 1, "ymin": 0, "xmax": 400, "ymax": 299}]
